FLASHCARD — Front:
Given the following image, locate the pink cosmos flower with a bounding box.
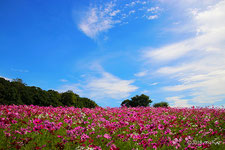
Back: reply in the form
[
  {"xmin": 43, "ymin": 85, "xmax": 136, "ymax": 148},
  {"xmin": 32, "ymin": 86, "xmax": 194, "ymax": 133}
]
[
  {"xmin": 129, "ymin": 125, "xmax": 135, "ymax": 130},
  {"xmin": 12, "ymin": 120, "xmax": 17, "ymax": 124},
  {"xmin": 176, "ymin": 143, "xmax": 181, "ymax": 149},
  {"xmin": 33, "ymin": 118, "xmax": 42, "ymax": 125},
  {"xmin": 84, "ymin": 121, "xmax": 89, "ymax": 124},
  {"xmin": 172, "ymin": 138, "xmax": 179, "ymax": 145},
  {"xmin": 104, "ymin": 134, "xmax": 112, "ymax": 139},
  {"xmin": 110, "ymin": 144, "xmax": 119, "ymax": 150},
  {"xmin": 185, "ymin": 136, "xmax": 192, "ymax": 141},
  {"xmin": 158, "ymin": 124, "xmax": 164, "ymax": 130},
  {"xmin": 151, "ymin": 143, "xmax": 157, "ymax": 149},
  {"xmin": 97, "ymin": 135, "xmax": 102, "ymax": 138},
  {"xmin": 164, "ymin": 129, "xmax": 171, "ymax": 134},
  {"xmin": 148, "ymin": 138, "xmax": 153, "ymax": 142},
  {"xmin": 4, "ymin": 132, "xmax": 11, "ymax": 137},
  {"xmin": 81, "ymin": 133, "xmax": 89, "ymax": 141},
  {"xmin": 20, "ymin": 128, "xmax": 28, "ymax": 135},
  {"xmin": 215, "ymin": 121, "xmax": 219, "ymax": 125}
]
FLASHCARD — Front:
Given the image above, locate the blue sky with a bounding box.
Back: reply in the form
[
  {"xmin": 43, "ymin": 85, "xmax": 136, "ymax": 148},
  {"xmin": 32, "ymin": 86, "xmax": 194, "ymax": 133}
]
[{"xmin": 1, "ymin": 0, "xmax": 225, "ymax": 107}]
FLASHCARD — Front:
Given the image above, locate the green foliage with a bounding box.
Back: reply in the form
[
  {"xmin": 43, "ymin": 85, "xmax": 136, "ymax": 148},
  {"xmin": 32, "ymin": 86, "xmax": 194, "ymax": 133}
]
[
  {"xmin": 153, "ymin": 101, "xmax": 169, "ymax": 108},
  {"xmin": 61, "ymin": 90, "xmax": 77, "ymax": 106},
  {"xmin": 47, "ymin": 90, "xmax": 62, "ymax": 107},
  {"xmin": 0, "ymin": 77, "xmax": 98, "ymax": 108},
  {"xmin": 77, "ymin": 97, "xmax": 98, "ymax": 108},
  {"xmin": 121, "ymin": 99, "xmax": 131, "ymax": 107},
  {"xmin": 12, "ymin": 78, "xmax": 26, "ymax": 85},
  {"xmin": 121, "ymin": 94, "xmax": 152, "ymax": 107}
]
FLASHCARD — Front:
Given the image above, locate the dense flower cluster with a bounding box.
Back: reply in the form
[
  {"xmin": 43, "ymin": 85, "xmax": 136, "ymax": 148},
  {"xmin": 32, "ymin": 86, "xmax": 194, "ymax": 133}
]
[{"xmin": 0, "ymin": 105, "xmax": 224, "ymax": 149}]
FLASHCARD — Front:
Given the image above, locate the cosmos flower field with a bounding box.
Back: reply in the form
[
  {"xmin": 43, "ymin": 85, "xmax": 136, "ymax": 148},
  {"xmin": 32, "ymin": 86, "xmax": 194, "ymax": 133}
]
[{"xmin": 0, "ymin": 105, "xmax": 224, "ymax": 150}]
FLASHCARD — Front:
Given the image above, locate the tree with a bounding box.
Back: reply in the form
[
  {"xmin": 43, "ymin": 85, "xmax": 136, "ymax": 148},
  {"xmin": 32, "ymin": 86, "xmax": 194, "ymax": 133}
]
[
  {"xmin": 0, "ymin": 77, "xmax": 98, "ymax": 108},
  {"xmin": 32, "ymin": 88, "xmax": 49, "ymax": 106},
  {"xmin": 78, "ymin": 97, "xmax": 98, "ymax": 108},
  {"xmin": 60, "ymin": 90, "xmax": 78, "ymax": 106},
  {"xmin": 47, "ymin": 90, "xmax": 62, "ymax": 106},
  {"xmin": 12, "ymin": 78, "xmax": 26, "ymax": 85},
  {"xmin": 121, "ymin": 94, "xmax": 152, "ymax": 107},
  {"xmin": 153, "ymin": 102, "xmax": 169, "ymax": 108},
  {"xmin": 0, "ymin": 79, "xmax": 8, "ymax": 104},
  {"xmin": 121, "ymin": 99, "xmax": 131, "ymax": 107}
]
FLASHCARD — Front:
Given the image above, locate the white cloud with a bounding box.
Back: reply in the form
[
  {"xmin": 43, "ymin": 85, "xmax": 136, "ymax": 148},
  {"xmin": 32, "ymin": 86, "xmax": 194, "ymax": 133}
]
[
  {"xmin": 150, "ymin": 82, "xmax": 158, "ymax": 86},
  {"xmin": 110, "ymin": 9, "xmax": 120, "ymax": 16},
  {"xmin": 125, "ymin": 0, "xmax": 148, "ymax": 7},
  {"xmin": 59, "ymin": 66, "xmax": 138, "ymax": 104},
  {"xmin": 78, "ymin": 4, "xmax": 119, "ymax": 39},
  {"xmin": 78, "ymin": 1, "xmax": 124, "ymax": 39},
  {"xmin": 78, "ymin": 0, "xmax": 162, "ymax": 38},
  {"xmin": 58, "ymin": 83, "xmax": 83, "ymax": 94},
  {"xmin": 78, "ymin": 2, "xmax": 120, "ymax": 38},
  {"xmin": 147, "ymin": 15, "xmax": 158, "ymax": 20},
  {"xmin": 141, "ymin": 90, "xmax": 150, "ymax": 94},
  {"xmin": 60, "ymin": 79, "xmax": 68, "ymax": 82},
  {"xmin": 84, "ymin": 72, "xmax": 138, "ymax": 100},
  {"xmin": 144, "ymin": 40, "xmax": 192, "ymax": 62},
  {"xmin": 147, "ymin": 7, "xmax": 160, "ymax": 13},
  {"xmin": 159, "ymin": 0, "xmax": 221, "ymax": 9},
  {"xmin": 125, "ymin": 1, "xmax": 137, "ymax": 7},
  {"xmin": 166, "ymin": 96, "xmax": 192, "ymax": 107},
  {"xmin": 129, "ymin": 10, "xmax": 136, "ymax": 15},
  {"xmin": 144, "ymin": 0, "xmax": 225, "ymax": 105},
  {"xmin": 127, "ymin": 2, "xmax": 135, "ymax": 7},
  {"xmin": 11, "ymin": 68, "xmax": 29, "ymax": 73},
  {"xmin": 134, "ymin": 70, "xmax": 148, "ymax": 77}
]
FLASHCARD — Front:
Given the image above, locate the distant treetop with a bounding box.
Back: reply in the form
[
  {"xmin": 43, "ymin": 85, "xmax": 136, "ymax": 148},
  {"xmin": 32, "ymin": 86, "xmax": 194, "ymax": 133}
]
[{"xmin": 121, "ymin": 94, "xmax": 152, "ymax": 107}]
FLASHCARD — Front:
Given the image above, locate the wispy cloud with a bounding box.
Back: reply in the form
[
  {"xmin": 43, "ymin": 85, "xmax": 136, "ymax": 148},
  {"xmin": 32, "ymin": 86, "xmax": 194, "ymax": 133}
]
[
  {"xmin": 129, "ymin": 10, "xmax": 136, "ymax": 15},
  {"xmin": 147, "ymin": 7, "xmax": 160, "ymax": 13},
  {"xmin": 159, "ymin": 0, "xmax": 221, "ymax": 9},
  {"xmin": 150, "ymin": 82, "xmax": 158, "ymax": 86},
  {"xmin": 134, "ymin": 70, "xmax": 148, "ymax": 77},
  {"xmin": 78, "ymin": 0, "xmax": 161, "ymax": 39},
  {"xmin": 144, "ymin": 40, "xmax": 192, "ymax": 62},
  {"xmin": 125, "ymin": 0, "xmax": 147, "ymax": 7},
  {"xmin": 144, "ymin": 0, "xmax": 225, "ymax": 105},
  {"xmin": 58, "ymin": 83, "xmax": 83, "ymax": 94},
  {"xmin": 166, "ymin": 96, "xmax": 192, "ymax": 107},
  {"xmin": 83, "ymin": 71, "xmax": 138, "ymax": 100},
  {"xmin": 11, "ymin": 68, "xmax": 29, "ymax": 73},
  {"xmin": 147, "ymin": 15, "xmax": 158, "ymax": 20},
  {"xmin": 59, "ymin": 65, "xmax": 138, "ymax": 105},
  {"xmin": 78, "ymin": 1, "xmax": 121, "ymax": 39},
  {"xmin": 141, "ymin": 90, "xmax": 150, "ymax": 94},
  {"xmin": 60, "ymin": 79, "xmax": 68, "ymax": 82}
]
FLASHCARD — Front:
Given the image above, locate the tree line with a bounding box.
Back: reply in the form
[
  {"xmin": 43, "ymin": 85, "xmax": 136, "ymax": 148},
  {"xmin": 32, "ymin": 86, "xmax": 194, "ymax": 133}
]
[{"xmin": 0, "ymin": 77, "xmax": 98, "ymax": 108}]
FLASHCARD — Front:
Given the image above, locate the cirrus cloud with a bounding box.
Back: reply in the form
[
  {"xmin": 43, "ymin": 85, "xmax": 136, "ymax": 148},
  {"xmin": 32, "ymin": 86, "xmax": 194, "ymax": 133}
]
[{"xmin": 77, "ymin": 0, "xmax": 161, "ymax": 39}]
